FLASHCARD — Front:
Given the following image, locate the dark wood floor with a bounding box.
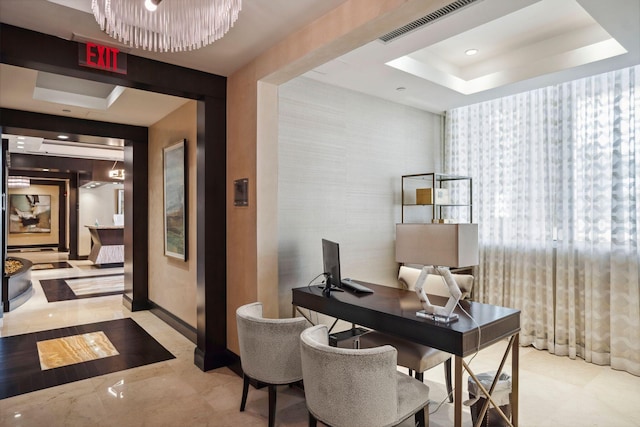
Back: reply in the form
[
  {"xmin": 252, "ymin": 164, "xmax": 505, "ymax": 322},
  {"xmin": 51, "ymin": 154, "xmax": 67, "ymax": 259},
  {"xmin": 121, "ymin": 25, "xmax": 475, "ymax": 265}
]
[{"xmin": 0, "ymin": 318, "xmax": 175, "ymax": 399}]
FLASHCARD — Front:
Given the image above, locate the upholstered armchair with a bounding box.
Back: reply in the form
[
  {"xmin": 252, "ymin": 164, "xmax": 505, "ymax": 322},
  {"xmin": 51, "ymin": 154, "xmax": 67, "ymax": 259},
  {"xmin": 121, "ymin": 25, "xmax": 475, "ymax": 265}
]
[
  {"xmin": 236, "ymin": 302, "xmax": 309, "ymax": 427},
  {"xmin": 300, "ymin": 324, "xmax": 430, "ymax": 427},
  {"xmin": 358, "ymin": 266, "xmax": 474, "ymax": 403}
]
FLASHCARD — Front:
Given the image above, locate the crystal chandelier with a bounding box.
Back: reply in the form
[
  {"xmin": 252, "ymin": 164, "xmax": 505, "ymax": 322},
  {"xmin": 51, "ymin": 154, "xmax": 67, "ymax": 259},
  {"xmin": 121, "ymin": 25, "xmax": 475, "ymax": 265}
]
[{"xmin": 91, "ymin": 0, "xmax": 242, "ymax": 52}]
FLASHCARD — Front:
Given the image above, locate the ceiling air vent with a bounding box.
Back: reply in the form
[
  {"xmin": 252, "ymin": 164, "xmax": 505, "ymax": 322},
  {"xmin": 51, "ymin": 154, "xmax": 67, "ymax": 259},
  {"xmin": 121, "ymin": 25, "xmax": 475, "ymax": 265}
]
[{"xmin": 378, "ymin": 0, "xmax": 481, "ymax": 43}]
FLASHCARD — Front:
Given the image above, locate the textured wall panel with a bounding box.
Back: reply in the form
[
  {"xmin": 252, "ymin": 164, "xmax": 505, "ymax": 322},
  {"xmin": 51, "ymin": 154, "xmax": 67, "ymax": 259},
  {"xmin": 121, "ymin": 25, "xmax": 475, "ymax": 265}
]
[{"xmin": 278, "ymin": 77, "xmax": 442, "ymax": 315}]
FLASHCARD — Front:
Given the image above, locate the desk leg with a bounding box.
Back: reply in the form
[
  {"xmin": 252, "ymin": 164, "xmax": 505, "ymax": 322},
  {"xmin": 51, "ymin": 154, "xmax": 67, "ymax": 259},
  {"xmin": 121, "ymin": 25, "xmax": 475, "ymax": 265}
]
[
  {"xmin": 454, "ymin": 355, "xmax": 463, "ymax": 427},
  {"xmin": 512, "ymin": 333, "xmax": 519, "ymax": 426}
]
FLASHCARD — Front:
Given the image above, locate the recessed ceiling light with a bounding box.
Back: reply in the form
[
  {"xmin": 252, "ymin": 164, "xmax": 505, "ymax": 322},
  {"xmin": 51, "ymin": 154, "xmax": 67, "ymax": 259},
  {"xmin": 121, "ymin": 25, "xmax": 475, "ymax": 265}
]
[
  {"xmin": 62, "ymin": 109, "xmax": 71, "ymax": 113},
  {"xmin": 42, "ymin": 169, "xmax": 50, "ymax": 172},
  {"xmin": 58, "ymin": 135, "xmax": 69, "ymax": 140},
  {"xmin": 396, "ymin": 86, "xmax": 406, "ymax": 91},
  {"xmin": 16, "ymin": 140, "xmax": 24, "ymax": 145},
  {"xmin": 17, "ymin": 136, "xmax": 25, "ymax": 140},
  {"xmin": 465, "ymin": 49, "xmax": 478, "ymax": 56}
]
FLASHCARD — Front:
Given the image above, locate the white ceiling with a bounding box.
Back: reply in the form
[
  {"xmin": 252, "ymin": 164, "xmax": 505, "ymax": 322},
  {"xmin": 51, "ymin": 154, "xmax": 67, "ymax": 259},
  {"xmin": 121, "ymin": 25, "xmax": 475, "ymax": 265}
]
[
  {"xmin": 0, "ymin": 0, "xmax": 351, "ymax": 77},
  {"xmin": 0, "ymin": 0, "xmax": 639, "ymax": 133},
  {"xmin": 304, "ymin": 0, "xmax": 640, "ymax": 112}
]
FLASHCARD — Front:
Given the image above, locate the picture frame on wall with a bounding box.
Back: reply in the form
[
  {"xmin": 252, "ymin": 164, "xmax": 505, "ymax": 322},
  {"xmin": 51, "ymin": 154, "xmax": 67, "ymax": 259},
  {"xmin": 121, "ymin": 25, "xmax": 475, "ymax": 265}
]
[
  {"xmin": 163, "ymin": 140, "xmax": 187, "ymax": 260},
  {"xmin": 9, "ymin": 194, "xmax": 52, "ymax": 233}
]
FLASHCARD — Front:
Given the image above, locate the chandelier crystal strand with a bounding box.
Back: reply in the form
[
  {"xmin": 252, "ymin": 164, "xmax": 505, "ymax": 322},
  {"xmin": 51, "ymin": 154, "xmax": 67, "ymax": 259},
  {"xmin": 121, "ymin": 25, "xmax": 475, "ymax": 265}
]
[{"xmin": 92, "ymin": 0, "xmax": 241, "ymax": 52}]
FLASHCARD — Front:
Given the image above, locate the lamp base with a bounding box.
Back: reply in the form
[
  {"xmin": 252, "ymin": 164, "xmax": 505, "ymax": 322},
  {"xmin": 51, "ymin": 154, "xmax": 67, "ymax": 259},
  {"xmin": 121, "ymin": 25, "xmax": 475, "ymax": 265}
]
[{"xmin": 416, "ymin": 310, "xmax": 459, "ymax": 324}]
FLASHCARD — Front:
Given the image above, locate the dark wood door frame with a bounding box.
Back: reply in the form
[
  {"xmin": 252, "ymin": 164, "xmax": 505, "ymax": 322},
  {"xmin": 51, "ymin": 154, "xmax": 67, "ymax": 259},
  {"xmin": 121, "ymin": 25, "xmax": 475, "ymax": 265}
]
[
  {"xmin": 0, "ymin": 24, "xmax": 230, "ymax": 371},
  {"xmin": 7, "ymin": 156, "xmax": 131, "ymax": 261},
  {"xmin": 0, "ymin": 138, "xmax": 6, "ymax": 322}
]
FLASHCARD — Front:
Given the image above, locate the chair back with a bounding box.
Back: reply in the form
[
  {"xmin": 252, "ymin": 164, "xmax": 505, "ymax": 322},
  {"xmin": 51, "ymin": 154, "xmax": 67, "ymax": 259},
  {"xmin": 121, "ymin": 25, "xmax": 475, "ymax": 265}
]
[
  {"xmin": 398, "ymin": 265, "xmax": 474, "ymax": 298},
  {"xmin": 236, "ymin": 302, "xmax": 308, "ymax": 384},
  {"xmin": 300, "ymin": 325, "xmax": 399, "ymax": 427}
]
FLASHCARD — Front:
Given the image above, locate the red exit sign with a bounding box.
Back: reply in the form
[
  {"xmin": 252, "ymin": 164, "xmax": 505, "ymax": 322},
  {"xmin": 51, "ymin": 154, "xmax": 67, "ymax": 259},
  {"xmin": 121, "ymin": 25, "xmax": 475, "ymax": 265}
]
[{"xmin": 78, "ymin": 42, "xmax": 127, "ymax": 74}]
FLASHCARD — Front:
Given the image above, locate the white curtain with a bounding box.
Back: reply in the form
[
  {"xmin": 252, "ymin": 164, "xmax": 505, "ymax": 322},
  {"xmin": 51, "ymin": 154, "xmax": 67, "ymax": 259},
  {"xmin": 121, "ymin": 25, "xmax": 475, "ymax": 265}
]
[{"xmin": 445, "ymin": 65, "xmax": 640, "ymax": 376}]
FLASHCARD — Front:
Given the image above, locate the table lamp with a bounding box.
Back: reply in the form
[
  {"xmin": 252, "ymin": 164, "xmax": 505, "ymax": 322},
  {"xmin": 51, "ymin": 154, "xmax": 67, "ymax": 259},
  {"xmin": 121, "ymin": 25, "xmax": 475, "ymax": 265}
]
[{"xmin": 395, "ymin": 223, "xmax": 479, "ymax": 323}]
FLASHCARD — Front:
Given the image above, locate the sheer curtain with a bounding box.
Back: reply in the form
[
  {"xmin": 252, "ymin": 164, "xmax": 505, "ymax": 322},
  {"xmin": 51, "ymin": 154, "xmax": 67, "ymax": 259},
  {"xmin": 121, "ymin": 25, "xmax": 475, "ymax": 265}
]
[{"xmin": 445, "ymin": 65, "xmax": 640, "ymax": 376}]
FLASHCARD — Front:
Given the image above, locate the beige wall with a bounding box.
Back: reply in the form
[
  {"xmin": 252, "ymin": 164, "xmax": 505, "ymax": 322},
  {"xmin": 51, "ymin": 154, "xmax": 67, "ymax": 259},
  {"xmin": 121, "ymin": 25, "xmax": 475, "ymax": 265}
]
[
  {"xmin": 148, "ymin": 100, "xmax": 198, "ymax": 328},
  {"xmin": 227, "ymin": 0, "xmax": 452, "ymax": 354},
  {"xmin": 8, "ymin": 185, "xmax": 59, "ymax": 246}
]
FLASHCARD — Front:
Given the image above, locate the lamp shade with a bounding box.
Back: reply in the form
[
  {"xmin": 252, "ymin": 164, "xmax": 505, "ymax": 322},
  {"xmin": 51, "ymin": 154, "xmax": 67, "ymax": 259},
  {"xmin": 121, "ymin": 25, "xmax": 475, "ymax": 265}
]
[{"xmin": 395, "ymin": 223, "xmax": 478, "ymax": 267}]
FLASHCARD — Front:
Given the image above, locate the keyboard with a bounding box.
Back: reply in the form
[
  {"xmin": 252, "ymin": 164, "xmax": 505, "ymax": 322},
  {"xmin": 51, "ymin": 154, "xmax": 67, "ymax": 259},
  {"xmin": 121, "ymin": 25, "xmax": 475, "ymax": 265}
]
[{"xmin": 341, "ymin": 278, "xmax": 374, "ymax": 293}]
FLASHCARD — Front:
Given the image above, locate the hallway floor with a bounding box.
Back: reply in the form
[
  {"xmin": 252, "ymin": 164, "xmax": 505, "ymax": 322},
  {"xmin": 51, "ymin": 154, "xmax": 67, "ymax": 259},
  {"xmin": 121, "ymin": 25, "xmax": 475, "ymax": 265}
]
[{"xmin": 1, "ymin": 253, "xmax": 639, "ymax": 426}]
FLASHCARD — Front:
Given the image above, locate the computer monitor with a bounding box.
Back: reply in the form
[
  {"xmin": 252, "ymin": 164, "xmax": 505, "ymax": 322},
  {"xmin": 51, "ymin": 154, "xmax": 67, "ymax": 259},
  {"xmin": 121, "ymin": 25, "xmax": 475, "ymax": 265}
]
[{"xmin": 321, "ymin": 239, "xmax": 342, "ymax": 295}]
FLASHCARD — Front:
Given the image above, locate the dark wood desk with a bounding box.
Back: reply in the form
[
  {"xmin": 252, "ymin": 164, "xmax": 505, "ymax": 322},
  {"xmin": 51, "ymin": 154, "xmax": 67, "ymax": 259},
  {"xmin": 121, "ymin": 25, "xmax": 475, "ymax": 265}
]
[{"xmin": 292, "ymin": 282, "xmax": 520, "ymax": 427}]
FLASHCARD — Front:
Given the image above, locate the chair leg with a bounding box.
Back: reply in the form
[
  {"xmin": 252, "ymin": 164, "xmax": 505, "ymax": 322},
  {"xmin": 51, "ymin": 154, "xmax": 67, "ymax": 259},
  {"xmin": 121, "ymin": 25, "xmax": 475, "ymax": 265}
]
[
  {"xmin": 308, "ymin": 411, "xmax": 318, "ymax": 427},
  {"xmin": 240, "ymin": 374, "xmax": 250, "ymax": 411},
  {"xmin": 425, "ymin": 404, "xmax": 430, "ymax": 426},
  {"xmin": 268, "ymin": 384, "xmax": 277, "ymax": 427},
  {"xmin": 415, "ymin": 371, "xmax": 424, "ymax": 382},
  {"xmin": 444, "ymin": 358, "xmax": 453, "ymax": 403},
  {"xmin": 414, "ymin": 406, "xmax": 426, "ymax": 427}
]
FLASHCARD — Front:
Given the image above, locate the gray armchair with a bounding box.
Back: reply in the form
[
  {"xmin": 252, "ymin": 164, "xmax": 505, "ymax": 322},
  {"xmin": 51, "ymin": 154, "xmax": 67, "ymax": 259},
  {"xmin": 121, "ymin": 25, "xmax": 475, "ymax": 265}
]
[
  {"xmin": 300, "ymin": 324, "xmax": 430, "ymax": 427},
  {"xmin": 236, "ymin": 302, "xmax": 309, "ymax": 427},
  {"xmin": 358, "ymin": 266, "xmax": 474, "ymax": 403}
]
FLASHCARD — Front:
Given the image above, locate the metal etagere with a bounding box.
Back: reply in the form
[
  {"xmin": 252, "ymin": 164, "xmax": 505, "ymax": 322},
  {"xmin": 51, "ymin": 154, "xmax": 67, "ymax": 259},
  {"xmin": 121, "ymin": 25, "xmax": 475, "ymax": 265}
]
[{"xmin": 401, "ymin": 173, "xmax": 473, "ymax": 224}]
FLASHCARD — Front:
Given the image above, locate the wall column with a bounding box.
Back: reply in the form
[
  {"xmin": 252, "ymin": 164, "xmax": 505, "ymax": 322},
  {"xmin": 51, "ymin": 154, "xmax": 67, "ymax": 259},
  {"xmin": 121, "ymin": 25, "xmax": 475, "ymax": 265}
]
[
  {"xmin": 123, "ymin": 139, "xmax": 149, "ymax": 311},
  {"xmin": 195, "ymin": 96, "xmax": 230, "ymax": 371}
]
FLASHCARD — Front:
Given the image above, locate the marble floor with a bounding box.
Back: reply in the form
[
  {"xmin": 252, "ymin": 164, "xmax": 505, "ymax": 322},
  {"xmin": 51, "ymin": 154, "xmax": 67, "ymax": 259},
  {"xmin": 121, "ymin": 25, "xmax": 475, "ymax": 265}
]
[{"xmin": 1, "ymin": 252, "xmax": 639, "ymax": 426}]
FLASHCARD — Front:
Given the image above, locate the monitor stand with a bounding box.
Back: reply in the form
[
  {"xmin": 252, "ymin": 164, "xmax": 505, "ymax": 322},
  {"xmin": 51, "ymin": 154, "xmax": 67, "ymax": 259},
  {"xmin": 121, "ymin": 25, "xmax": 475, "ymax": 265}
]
[
  {"xmin": 322, "ymin": 283, "xmax": 344, "ymax": 296},
  {"xmin": 322, "ymin": 274, "xmax": 344, "ymax": 296}
]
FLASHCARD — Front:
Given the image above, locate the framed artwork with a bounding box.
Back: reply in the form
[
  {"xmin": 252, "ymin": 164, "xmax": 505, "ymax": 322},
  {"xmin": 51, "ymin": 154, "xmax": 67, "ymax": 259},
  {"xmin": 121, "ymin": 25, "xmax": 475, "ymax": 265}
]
[
  {"xmin": 116, "ymin": 189, "xmax": 124, "ymax": 214},
  {"xmin": 163, "ymin": 140, "xmax": 187, "ymax": 260},
  {"xmin": 9, "ymin": 194, "xmax": 52, "ymax": 233}
]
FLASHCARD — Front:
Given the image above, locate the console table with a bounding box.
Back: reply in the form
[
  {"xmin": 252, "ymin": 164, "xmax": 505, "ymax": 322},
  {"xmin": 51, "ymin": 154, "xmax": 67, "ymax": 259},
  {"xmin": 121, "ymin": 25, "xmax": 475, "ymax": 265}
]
[
  {"xmin": 85, "ymin": 225, "xmax": 124, "ymax": 266},
  {"xmin": 292, "ymin": 282, "xmax": 521, "ymax": 427}
]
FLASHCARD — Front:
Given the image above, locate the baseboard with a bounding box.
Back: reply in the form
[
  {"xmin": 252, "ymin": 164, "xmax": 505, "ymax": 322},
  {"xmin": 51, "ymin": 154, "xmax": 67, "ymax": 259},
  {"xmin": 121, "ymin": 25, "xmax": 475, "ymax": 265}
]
[
  {"xmin": 122, "ymin": 294, "xmax": 151, "ymax": 312},
  {"xmin": 148, "ymin": 301, "xmax": 197, "ymax": 344},
  {"xmin": 227, "ymin": 350, "xmax": 242, "ymax": 377},
  {"xmin": 7, "ymin": 245, "xmax": 58, "ymax": 252}
]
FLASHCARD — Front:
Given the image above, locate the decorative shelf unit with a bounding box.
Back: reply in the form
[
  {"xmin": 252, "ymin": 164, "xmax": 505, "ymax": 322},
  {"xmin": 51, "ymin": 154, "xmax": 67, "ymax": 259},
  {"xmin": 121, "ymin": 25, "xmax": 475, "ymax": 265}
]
[{"xmin": 401, "ymin": 173, "xmax": 473, "ymax": 224}]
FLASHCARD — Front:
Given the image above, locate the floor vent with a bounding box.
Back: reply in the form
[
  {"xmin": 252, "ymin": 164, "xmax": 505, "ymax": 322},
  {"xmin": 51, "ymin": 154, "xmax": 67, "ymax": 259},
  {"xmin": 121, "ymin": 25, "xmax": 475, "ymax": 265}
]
[{"xmin": 378, "ymin": 0, "xmax": 481, "ymax": 43}]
